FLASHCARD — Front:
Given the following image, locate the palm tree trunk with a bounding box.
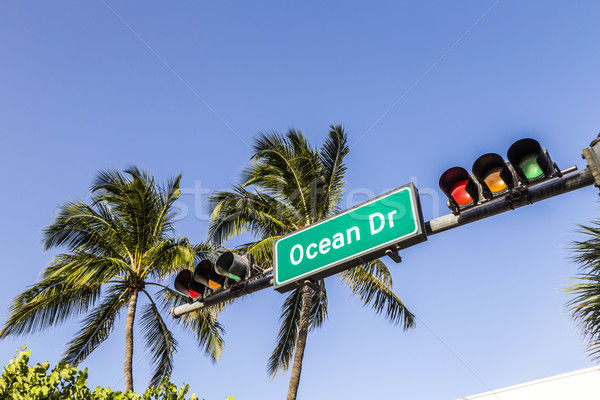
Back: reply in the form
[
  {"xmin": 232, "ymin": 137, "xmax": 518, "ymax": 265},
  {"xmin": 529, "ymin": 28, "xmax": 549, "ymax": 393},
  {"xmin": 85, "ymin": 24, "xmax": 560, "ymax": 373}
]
[
  {"xmin": 124, "ymin": 290, "xmax": 138, "ymax": 392},
  {"xmin": 286, "ymin": 283, "xmax": 313, "ymax": 400}
]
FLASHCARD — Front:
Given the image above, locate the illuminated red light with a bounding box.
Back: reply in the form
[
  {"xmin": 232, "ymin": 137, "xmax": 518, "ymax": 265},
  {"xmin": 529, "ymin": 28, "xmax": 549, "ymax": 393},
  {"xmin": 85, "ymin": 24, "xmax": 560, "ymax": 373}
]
[{"xmin": 450, "ymin": 180, "xmax": 473, "ymax": 205}]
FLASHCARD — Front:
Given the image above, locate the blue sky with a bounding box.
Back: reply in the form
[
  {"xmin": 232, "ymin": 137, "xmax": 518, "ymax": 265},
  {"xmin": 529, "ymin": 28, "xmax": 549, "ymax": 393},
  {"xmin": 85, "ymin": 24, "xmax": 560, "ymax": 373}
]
[{"xmin": 1, "ymin": 1, "xmax": 600, "ymax": 399}]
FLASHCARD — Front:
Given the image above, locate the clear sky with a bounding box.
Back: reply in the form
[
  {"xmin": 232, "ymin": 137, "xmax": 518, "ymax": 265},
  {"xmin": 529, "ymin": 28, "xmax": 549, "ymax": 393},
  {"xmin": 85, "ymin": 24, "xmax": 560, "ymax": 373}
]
[{"xmin": 1, "ymin": 1, "xmax": 600, "ymax": 399}]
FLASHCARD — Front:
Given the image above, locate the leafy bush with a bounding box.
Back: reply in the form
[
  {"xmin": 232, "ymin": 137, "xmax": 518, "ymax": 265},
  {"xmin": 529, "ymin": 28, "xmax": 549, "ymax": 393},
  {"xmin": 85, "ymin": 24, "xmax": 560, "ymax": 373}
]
[{"xmin": 0, "ymin": 347, "xmax": 198, "ymax": 400}]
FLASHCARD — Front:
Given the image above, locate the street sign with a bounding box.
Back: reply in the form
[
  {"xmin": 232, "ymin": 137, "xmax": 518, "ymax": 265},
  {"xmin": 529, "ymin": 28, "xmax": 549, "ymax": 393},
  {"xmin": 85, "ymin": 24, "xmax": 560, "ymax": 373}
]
[{"xmin": 274, "ymin": 183, "xmax": 427, "ymax": 292}]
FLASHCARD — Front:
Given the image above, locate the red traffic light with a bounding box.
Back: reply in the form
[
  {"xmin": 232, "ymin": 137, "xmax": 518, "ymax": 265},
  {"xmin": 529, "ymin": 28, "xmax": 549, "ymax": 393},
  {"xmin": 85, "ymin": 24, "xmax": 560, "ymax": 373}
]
[
  {"xmin": 439, "ymin": 167, "xmax": 478, "ymax": 209},
  {"xmin": 174, "ymin": 269, "xmax": 205, "ymax": 299}
]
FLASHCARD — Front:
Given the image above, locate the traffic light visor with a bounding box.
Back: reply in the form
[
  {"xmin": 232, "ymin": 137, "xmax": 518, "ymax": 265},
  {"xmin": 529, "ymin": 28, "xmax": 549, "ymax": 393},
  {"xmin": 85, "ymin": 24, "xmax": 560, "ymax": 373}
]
[{"xmin": 439, "ymin": 167, "xmax": 473, "ymax": 205}]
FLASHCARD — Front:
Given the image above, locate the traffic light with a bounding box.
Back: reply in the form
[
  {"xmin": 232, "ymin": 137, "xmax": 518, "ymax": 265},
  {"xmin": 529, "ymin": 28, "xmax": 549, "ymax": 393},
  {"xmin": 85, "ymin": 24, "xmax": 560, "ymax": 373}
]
[
  {"xmin": 174, "ymin": 269, "xmax": 206, "ymax": 299},
  {"xmin": 472, "ymin": 153, "xmax": 515, "ymax": 198},
  {"xmin": 215, "ymin": 252, "xmax": 252, "ymax": 282},
  {"xmin": 193, "ymin": 259, "xmax": 226, "ymax": 290},
  {"xmin": 439, "ymin": 167, "xmax": 480, "ymax": 213},
  {"xmin": 507, "ymin": 138, "xmax": 555, "ymax": 182},
  {"xmin": 439, "ymin": 138, "xmax": 558, "ymax": 214}
]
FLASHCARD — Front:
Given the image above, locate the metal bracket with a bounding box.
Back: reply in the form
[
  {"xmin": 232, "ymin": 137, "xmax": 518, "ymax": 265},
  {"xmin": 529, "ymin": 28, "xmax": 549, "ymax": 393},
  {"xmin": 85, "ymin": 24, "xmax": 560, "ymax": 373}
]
[
  {"xmin": 448, "ymin": 200, "xmax": 461, "ymax": 216},
  {"xmin": 504, "ymin": 186, "xmax": 532, "ymax": 209},
  {"xmin": 582, "ymin": 135, "xmax": 600, "ymax": 188},
  {"xmin": 553, "ymin": 162, "xmax": 563, "ymax": 178},
  {"xmin": 385, "ymin": 249, "xmax": 402, "ymax": 263},
  {"xmin": 304, "ymin": 280, "xmax": 322, "ymax": 292}
]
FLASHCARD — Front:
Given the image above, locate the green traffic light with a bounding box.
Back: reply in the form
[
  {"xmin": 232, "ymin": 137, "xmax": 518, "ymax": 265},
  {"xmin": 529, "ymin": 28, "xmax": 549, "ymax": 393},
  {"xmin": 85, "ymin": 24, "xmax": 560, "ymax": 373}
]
[{"xmin": 519, "ymin": 153, "xmax": 544, "ymax": 179}]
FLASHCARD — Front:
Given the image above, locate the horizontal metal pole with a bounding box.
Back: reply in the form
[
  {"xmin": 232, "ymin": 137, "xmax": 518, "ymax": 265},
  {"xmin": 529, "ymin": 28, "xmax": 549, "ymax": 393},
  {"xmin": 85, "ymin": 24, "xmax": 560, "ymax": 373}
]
[
  {"xmin": 426, "ymin": 167, "xmax": 594, "ymax": 236},
  {"xmin": 171, "ymin": 275, "xmax": 274, "ymax": 317}
]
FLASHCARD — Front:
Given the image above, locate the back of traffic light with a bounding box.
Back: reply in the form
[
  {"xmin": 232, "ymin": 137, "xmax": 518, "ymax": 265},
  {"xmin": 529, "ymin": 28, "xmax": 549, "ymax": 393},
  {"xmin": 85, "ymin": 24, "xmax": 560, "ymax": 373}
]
[
  {"xmin": 215, "ymin": 252, "xmax": 253, "ymax": 281},
  {"xmin": 174, "ymin": 252, "xmax": 261, "ymax": 300},
  {"xmin": 173, "ymin": 259, "xmax": 227, "ymax": 301},
  {"xmin": 174, "ymin": 269, "xmax": 207, "ymax": 300},
  {"xmin": 440, "ymin": 138, "xmax": 560, "ymax": 214}
]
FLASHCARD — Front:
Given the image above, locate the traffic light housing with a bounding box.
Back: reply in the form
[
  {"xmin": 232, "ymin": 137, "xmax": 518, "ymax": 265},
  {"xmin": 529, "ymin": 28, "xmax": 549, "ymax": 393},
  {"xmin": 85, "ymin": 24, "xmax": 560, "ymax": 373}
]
[
  {"xmin": 472, "ymin": 153, "xmax": 515, "ymax": 198},
  {"xmin": 174, "ymin": 269, "xmax": 206, "ymax": 299},
  {"xmin": 215, "ymin": 252, "xmax": 252, "ymax": 282},
  {"xmin": 193, "ymin": 260, "xmax": 226, "ymax": 290},
  {"xmin": 440, "ymin": 138, "xmax": 559, "ymax": 214},
  {"xmin": 507, "ymin": 138, "xmax": 555, "ymax": 183},
  {"xmin": 439, "ymin": 167, "xmax": 480, "ymax": 213}
]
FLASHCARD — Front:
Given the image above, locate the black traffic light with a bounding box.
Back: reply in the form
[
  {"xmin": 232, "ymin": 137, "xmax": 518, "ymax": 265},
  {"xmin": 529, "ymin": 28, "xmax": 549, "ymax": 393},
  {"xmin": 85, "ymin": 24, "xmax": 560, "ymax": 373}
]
[
  {"xmin": 174, "ymin": 269, "xmax": 206, "ymax": 299},
  {"xmin": 507, "ymin": 138, "xmax": 555, "ymax": 183},
  {"xmin": 215, "ymin": 252, "xmax": 252, "ymax": 282},
  {"xmin": 439, "ymin": 166, "xmax": 480, "ymax": 213},
  {"xmin": 440, "ymin": 138, "xmax": 558, "ymax": 214},
  {"xmin": 472, "ymin": 153, "xmax": 515, "ymax": 198},
  {"xmin": 193, "ymin": 259, "xmax": 227, "ymax": 290}
]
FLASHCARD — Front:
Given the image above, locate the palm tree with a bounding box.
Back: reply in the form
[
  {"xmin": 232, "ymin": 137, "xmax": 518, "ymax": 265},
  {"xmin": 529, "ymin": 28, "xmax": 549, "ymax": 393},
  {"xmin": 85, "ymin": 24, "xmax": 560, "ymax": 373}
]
[
  {"xmin": 0, "ymin": 166, "xmax": 225, "ymax": 391},
  {"xmin": 567, "ymin": 218, "xmax": 600, "ymax": 360},
  {"xmin": 208, "ymin": 126, "xmax": 415, "ymax": 400}
]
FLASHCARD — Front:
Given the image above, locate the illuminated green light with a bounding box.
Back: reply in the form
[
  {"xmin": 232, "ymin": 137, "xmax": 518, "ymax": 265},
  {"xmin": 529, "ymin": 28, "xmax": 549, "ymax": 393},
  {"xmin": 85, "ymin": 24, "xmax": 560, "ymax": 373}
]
[
  {"xmin": 228, "ymin": 273, "xmax": 241, "ymax": 280},
  {"xmin": 519, "ymin": 153, "xmax": 543, "ymax": 179}
]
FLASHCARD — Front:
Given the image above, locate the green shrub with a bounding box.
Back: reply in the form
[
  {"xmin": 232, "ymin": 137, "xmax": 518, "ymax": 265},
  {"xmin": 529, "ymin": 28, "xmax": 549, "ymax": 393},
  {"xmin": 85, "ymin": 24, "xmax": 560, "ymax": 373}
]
[{"xmin": 0, "ymin": 347, "xmax": 198, "ymax": 400}]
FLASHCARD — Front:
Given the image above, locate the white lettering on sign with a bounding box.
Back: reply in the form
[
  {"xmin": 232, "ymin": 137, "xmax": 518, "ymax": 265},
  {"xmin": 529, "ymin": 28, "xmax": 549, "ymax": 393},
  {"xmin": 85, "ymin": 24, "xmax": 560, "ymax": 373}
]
[
  {"xmin": 387, "ymin": 210, "xmax": 397, "ymax": 228},
  {"xmin": 332, "ymin": 233, "xmax": 344, "ymax": 249},
  {"xmin": 306, "ymin": 243, "xmax": 318, "ymax": 259},
  {"xmin": 346, "ymin": 226, "xmax": 360, "ymax": 244},
  {"xmin": 287, "ymin": 211, "xmax": 400, "ymax": 267},
  {"xmin": 290, "ymin": 244, "xmax": 303, "ymax": 265},
  {"xmin": 369, "ymin": 212, "xmax": 385, "ymax": 235},
  {"xmin": 319, "ymin": 238, "xmax": 331, "ymax": 254}
]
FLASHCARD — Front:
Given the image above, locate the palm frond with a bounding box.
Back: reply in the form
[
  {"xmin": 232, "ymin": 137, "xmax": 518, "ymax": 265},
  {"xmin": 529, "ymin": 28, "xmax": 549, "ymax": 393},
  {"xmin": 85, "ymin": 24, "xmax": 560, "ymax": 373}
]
[
  {"xmin": 63, "ymin": 284, "xmax": 130, "ymax": 366},
  {"xmin": 241, "ymin": 130, "xmax": 320, "ymax": 222},
  {"xmin": 340, "ymin": 259, "xmax": 414, "ymax": 329},
  {"xmin": 267, "ymin": 287, "xmax": 303, "ymax": 378},
  {"xmin": 567, "ymin": 220, "xmax": 600, "ymax": 361},
  {"xmin": 244, "ymin": 236, "xmax": 279, "ymax": 269},
  {"xmin": 91, "ymin": 167, "xmax": 163, "ymax": 257},
  {"xmin": 42, "ymin": 200, "xmax": 127, "ymax": 258},
  {"xmin": 309, "ymin": 281, "xmax": 328, "ymax": 331},
  {"xmin": 152, "ymin": 173, "xmax": 182, "ymax": 239},
  {"xmin": 0, "ymin": 275, "xmax": 102, "ymax": 338},
  {"xmin": 566, "ymin": 274, "xmax": 600, "ymax": 359},
  {"xmin": 42, "ymin": 252, "xmax": 133, "ymax": 286},
  {"xmin": 140, "ymin": 293, "xmax": 178, "ymax": 387},
  {"xmin": 318, "ymin": 125, "xmax": 349, "ymax": 218},
  {"xmin": 142, "ymin": 238, "xmax": 195, "ymax": 279},
  {"xmin": 157, "ymin": 288, "xmax": 225, "ymax": 362},
  {"xmin": 208, "ymin": 187, "xmax": 296, "ymax": 246}
]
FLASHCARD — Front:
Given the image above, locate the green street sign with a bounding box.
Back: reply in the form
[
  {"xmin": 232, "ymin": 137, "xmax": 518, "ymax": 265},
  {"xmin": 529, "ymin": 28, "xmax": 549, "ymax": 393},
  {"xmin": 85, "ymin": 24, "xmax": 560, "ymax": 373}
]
[{"xmin": 274, "ymin": 183, "xmax": 427, "ymax": 292}]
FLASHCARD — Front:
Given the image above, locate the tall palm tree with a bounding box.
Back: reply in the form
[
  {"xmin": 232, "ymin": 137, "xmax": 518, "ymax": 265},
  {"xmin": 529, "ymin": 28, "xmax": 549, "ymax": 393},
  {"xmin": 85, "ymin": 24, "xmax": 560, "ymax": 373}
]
[
  {"xmin": 567, "ymin": 218, "xmax": 600, "ymax": 360},
  {"xmin": 0, "ymin": 167, "xmax": 225, "ymax": 391},
  {"xmin": 208, "ymin": 126, "xmax": 415, "ymax": 400}
]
